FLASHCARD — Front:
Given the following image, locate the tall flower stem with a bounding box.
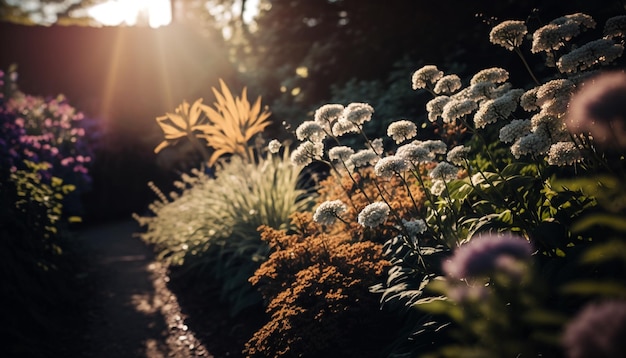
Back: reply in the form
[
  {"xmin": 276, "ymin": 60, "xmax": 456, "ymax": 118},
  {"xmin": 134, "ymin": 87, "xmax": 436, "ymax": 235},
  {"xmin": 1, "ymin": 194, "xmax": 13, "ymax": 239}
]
[{"xmin": 515, "ymin": 47, "xmax": 540, "ymax": 85}]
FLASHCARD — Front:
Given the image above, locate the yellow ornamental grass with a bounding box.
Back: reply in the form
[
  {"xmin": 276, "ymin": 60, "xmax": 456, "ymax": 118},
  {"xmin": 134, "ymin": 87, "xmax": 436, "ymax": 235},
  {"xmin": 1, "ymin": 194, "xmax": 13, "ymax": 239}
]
[{"xmin": 154, "ymin": 79, "xmax": 271, "ymax": 167}]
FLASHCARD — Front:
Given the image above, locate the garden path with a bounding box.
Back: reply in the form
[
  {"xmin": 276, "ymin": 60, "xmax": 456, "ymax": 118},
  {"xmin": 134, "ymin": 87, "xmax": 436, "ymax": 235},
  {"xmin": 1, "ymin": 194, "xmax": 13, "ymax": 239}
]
[{"xmin": 75, "ymin": 220, "xmax": 212, "ymax": 358}]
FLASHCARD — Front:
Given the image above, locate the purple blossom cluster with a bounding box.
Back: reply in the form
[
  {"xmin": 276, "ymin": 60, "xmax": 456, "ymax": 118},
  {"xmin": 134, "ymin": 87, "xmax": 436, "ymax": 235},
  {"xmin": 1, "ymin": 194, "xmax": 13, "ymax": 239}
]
[
  {"xmin": 442, "ymin": 232, "xmax": 533, "ymax": 279},
  {"xmin": 562, "ymin": 300, "xmax": 626, "ymax": 358},
  {"xmin": 0, "ymin": 69, "xmax": 96, "ymax": 207}
]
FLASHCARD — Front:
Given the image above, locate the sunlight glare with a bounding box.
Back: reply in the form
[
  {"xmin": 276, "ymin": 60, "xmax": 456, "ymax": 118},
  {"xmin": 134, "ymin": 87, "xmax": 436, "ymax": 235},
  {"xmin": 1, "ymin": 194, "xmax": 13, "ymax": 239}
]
[{"xmin": 88, "ymin": 0, "xmax": 171, "ymax": 28}]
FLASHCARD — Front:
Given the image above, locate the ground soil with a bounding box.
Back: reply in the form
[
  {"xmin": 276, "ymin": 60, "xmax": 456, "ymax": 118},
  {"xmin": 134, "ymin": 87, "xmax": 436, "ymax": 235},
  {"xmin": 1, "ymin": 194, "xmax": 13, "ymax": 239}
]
[{"xmin": 66, "ymin": 220, "xmax": 265, "ymax": 358}]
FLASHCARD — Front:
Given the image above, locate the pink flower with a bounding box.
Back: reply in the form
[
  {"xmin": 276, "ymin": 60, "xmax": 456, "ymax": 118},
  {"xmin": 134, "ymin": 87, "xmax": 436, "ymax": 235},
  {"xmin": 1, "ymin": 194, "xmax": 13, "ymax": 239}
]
[
  {"xmin": 562, "ymin": 300, "xmax": 626, "ymax": 358},
  {"xmin": 566, "ymin": 71, "xmax": 626, "ymax": 148}
]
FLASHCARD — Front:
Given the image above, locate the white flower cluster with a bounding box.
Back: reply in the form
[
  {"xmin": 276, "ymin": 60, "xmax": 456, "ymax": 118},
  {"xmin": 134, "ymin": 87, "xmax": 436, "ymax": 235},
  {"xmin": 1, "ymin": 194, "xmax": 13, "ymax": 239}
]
[
  {"xmin": 313, "ymin": 200, "xmax": 347, "ymax": 226},
  {"xmin": 328, "ymin": 146, "xmax": 354, "ymax": 162},
  {"xmin": 547, "ymin": 141, "xmax": 583, "ymax": 166},
  {"xmin": 434, "ymin": 74, "xmax": 463, "ymax": 94},
  {"xmin": 296, "ymin": 121, "xmax": 326, "ymax": 142},
  {"xmin": 426, "ymin": 96, "xmax": 451, "ymax": 122},
  {"xmin": 489, "ymin": 20, "xmax": 528, "ymax": 51},
  {"xmin": 442, "ymin": 99, "xmax": 478, "ymax": 124},
  {"xmin": 314, "ymin": 104, "xmax": 344, "ymax": 131},
  {"xmin": 510, "ymin": 130, "xmax": 551, "ymax": 159},
  {"xmin": 429, "ymin": 161, "xmax": 459, "ymax": 181},
  {"xmin": 290, "ymin": 141, "xmax": 323, "ymax": 166},
  {"xmin": 268, "ymin": 139, "xmax": 282, "ymax": 154},
  {"xmin": 499, "ymin": 119, "xmax": 532, "ymax": 143},
  {"xmin": 557, "ymin": 39, "xmax": 624, "ymax": 73},
  {"xmin": 358, "ymin": 202, "xmax": 390, "ymax": 228},
  {"xmin": 534, "ymin": 79, "xmax": 575, "ymax": 116},
  {"xmin": 446, "ymin": 145, "xmax": 471, "ymax": 166},
  {"xmin": 474, "ymin": 89, "xmax": 523, "ymax": 128},
  {"xmin": 402, "ymin": 218, "xmax": 427, "ymax": 242},
  {"xmin": 387, "ymin": 120, "xmax": 418, "ymax": 144},
  {"xmin": 470, "ymin": 67, "xmax": 510, "ymax": 86},
  {"xmin": 374, "ymin": 155, "xmax": 408, "ymax": 178},
  {"xmin": 412, "ymin": 65, "xmax": 444, "ymax": 90},
  {"xmin": 532, "ymin": 13, "xmax": 595, "ymax": 53},
  {"xmin": 350, "ymin": 148, "xmax": 379, "ymax": 167}
]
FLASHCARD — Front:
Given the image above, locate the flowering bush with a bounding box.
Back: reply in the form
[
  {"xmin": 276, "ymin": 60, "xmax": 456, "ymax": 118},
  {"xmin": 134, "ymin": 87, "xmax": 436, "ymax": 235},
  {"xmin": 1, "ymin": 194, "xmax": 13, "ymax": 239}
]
[
  {"xmin": 244, "ymin": 165, "xmax": 422, "ymax": 356},
  {"xmin": 0, "ymin": 67, "xmax": 95, "ymax": 356},
  {"xmin": 252, "ymin": 11, "xmax": 626, "ymax": 358}
]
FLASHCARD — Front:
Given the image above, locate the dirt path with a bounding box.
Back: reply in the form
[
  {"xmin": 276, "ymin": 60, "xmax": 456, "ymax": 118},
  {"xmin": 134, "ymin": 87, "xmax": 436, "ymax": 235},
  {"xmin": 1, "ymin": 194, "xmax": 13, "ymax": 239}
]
[{"xmin": 75, "ymin": 220, "xmax": 212, "ymax": 358}]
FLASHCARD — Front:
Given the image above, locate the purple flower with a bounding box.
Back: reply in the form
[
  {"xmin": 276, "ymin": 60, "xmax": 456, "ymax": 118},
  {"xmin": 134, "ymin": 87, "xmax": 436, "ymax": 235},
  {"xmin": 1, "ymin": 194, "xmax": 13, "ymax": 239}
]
[
  {"xmin": 443, "ymin": 233, "xmax": 533, "ymax": 279},
  {"xmin": 566, "ymin": 71, "xmax": 626, "ymax": 148},
  {"xmin": 562, "ymin": 300, "xmax": 626, "ymax": 358}
]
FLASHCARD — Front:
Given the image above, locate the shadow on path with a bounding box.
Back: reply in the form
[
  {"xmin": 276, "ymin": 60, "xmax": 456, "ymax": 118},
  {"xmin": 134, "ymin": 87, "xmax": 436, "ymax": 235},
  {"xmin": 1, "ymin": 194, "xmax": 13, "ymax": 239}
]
[{"xmin": 76, "ymin": 220, "xmax": 209, "ymax": 358}]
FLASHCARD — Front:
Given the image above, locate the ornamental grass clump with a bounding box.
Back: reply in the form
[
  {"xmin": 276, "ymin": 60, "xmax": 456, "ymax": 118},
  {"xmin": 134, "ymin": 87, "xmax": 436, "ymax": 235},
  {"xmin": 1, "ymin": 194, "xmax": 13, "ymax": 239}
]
[{"xmin": 135, "ymin": 149, "xmax": 314, "ymax": 314}]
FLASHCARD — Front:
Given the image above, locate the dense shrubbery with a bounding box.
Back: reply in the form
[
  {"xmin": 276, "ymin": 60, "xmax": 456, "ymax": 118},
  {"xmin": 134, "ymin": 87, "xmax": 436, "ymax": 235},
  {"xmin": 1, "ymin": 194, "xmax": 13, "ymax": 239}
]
[
  {"xmin": 0, "ymin": 67, "xmax": 94, "ymax": 356},
  {"xmin": 139, "ymin": 10, "xmax": 626, "ymax": 358}
]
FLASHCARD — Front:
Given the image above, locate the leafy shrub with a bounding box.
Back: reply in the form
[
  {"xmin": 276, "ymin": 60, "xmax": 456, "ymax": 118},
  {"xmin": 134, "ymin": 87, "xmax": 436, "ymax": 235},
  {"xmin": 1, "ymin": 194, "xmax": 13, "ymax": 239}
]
[
  {"xmin": 242, "ymin": 165, "xmax": 424, "ymax": 356},
  {"xmin": 0, "ymin": 67, "xmax": 94, "ymax": 356},
  {"xmin": 256, "ymin": 11, "xmax": 626, "ymax": 357}
]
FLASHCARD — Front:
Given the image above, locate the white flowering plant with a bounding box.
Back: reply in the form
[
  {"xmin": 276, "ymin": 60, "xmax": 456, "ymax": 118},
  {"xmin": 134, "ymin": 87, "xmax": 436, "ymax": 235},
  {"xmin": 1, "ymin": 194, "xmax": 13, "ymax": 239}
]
[{"xmin": 274, "ymin": 11, "xmax": 626, "ymax": 358}]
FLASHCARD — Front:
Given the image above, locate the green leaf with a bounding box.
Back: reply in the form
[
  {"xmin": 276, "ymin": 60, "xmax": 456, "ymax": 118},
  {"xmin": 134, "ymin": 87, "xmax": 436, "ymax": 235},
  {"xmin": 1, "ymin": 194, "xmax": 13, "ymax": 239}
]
[
  {"xmin": 581, "ymin": 240, "xmax": 626, "ymax": 264},
  {"xmin": 572, "ymin": 213, "xmax": 626, "ymax": 233},
  {"xmin": 561, "ymin": 280, "xmax": 626, "ymax": 298}
]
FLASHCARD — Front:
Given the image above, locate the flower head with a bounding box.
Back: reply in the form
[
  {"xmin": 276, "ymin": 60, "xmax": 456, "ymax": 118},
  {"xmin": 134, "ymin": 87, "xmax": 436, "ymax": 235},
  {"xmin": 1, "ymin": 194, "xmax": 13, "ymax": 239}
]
[
  {"xmin": 374, "ymin": 155, "xmax": 408, "ymax": 178},
  {"xmin": 350, "ymin": 148, "xmax": 379, "ymax": 167},
  {"xmin": 426, "ymin": 96, "xmax": 451, "ymax": 122},
  {"xmin": 566, "ymin": 71, "xmax": 626, "ymax": 148},
  {"xmin": 268, "ymin": 139, "xmax": 282, "ymax": 154},
  {"xmin": 510, "ymin": 131, "xmax": 551, "ymax": 158},
  {"xmin": 446, "ymin": 145, "xmax": 471, "ymax": 166},
  {"xmin": 396, "ymin": 142, "xmax": 432, "ymax": 163},
  {"xmin": 342, "ymin": 102, "xmax": 374, "ymax": 125},
  {"xmin": 314, "ymin": 104, "xmax": 344, "ymax": 131},
  {"xmin": 442, "ymin": 99, "xmax": 478, "ymax": 123},
  {"xmin": 313, "ymin": 200, "xmax": 347, "ymax": 226},
  {"xmin": 442, "ymin": 232, "xmax": 533, "ymax": 280},
  {"xmin": 434, "ymin": 74, "xmax": 462, "ymax": 94},
  {"xmin": 562, "ymin": 300, "xmax": 626, "ymax": 358},
  {"xmin": 557, "ymin": 39, "xmax": 624, "ymax": 73},
  {"xmin": 430, "ymin": 179, "xmax": 446, "ymax": 196},
  {"xmin": 547, "ymin": 141, "xmax": 582, "ymax": 166},
  {"xmin": 332, "ymin": 118, "xmax": 359, "ymax": 136},
  {"xmin": 473, "ymin": 90, "xmax": 522, "ymax": 129},
  {"xmin": 357, "ymin": 202, "xmax": 390, "ymax": 228},
  {"xmin": 421, "ymin": 139, "xmax": 448, "ymax": 156},
  {"xmin": 296, "ymin": 121, "xmax": 326, "ymax": 142},
  {"xmin": 403, "ymin": 218, "xmax": 427, "ymax": 242},
  {"xmin": 328, "ymin": 146, "xmax": 354, "ymax": 162},
  {"xmin": 490, "ymin": 20, "xmax": 528, "ymax": 51},
  {"xmin": 470, "ymin": 67, "xmax": 509, "ymax": 86},
  {"xmin": 429, "ymin": 161, "xmax": 459, "ymax": 181},
  {"xmin": 290, "ymin": 141, "xmax": 323, "ymax": 166},
  {"xmin": 387, "ymin": 120, "xmax": 417, "ymax": 144},
  {"xmin": 369, "ymin": 138, "xmax": 384, "ymax": 154},
  {"xmin": 499, "ymin": 119, "xmax": 532, "ymax": 143},
  {"xmin": 412, "ymin": 65, "xmax": 444, "ymax": 90},
  {"xmin": 532, "ymin": 21, "xmax": 580, "ymax": 53}
]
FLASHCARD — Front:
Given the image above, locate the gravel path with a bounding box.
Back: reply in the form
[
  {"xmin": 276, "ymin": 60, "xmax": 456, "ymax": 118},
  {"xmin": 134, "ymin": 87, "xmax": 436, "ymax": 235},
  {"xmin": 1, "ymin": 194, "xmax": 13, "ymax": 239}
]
[{"xmin": 75, "ymin": 220, "xmax": 211, "ymax": 358}]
